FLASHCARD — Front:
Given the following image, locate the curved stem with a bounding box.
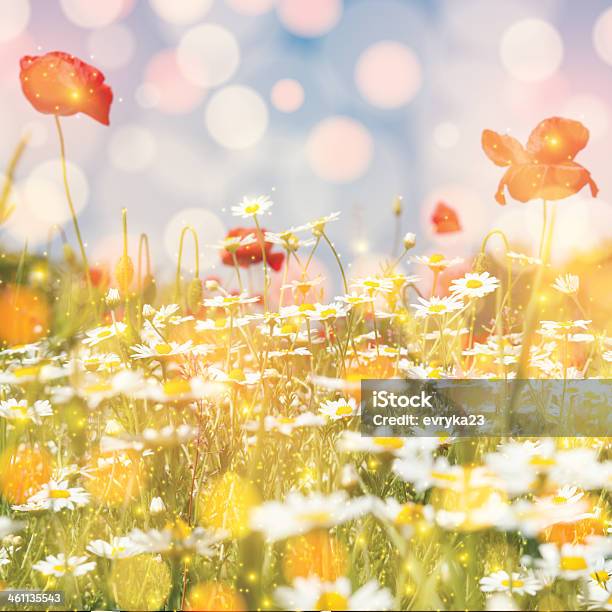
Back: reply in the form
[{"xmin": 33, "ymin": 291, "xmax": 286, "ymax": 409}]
[
  {"xmin": 322, "ymin": 231, "xmax": 348, "ymax": 293},
  {"xmin": 174, "ymin": 225, "xmax": 200, "ymax": 303},
  {"xmin": 54, "ymin": 115, "xmax": 93, "ymax": 302}
]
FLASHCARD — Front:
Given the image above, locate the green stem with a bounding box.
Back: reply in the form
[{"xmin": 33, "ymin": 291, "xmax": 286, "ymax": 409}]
[
  {"xmin": 54, "ymin": 115, "xmax": 93, "ymax": 303},
  {"xmin": 174, "ymin": 225, "xmax": 200, "ymax": 303},
  {"xmin": 322, "ymin": 231, "xmax": 348, "ymax": 293}
]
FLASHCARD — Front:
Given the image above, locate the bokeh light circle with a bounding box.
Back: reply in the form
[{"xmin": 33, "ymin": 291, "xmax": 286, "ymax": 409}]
[
  {"xmin": 164, "ymin": 208, "xmax": 226, "ymax": 271},
  {"xmin": 140, "ymin": 50, "xmax": 206, "ymax": 114},
  {"xmin": 149, "ymin": 0, "xmax": 213, "ymax": 25},
  {"xmin": 593, "ymin": 8, "xmax": 612, "ymax": 67},
  {"xmin": 307, "ymin": 116, "xmax": 373, "ymax": 183},
  {"xmin": 109, "ymin": 125, "xmax": 157, "ymax": 173},
  {"xmin": 0, "ymin": 0, "xmax": 30, "ymax": 43},
  {"xmin": 433, "ymin": 122, "xmax": 460, "ymax": 149},
  {"xmin": 277, "ymin": 0, "xmax": 342, "ymax": 38},
  {"xmin": 177, "ymin": 24, "xmax": 240, "ymax": 88},
  {"xmin": 562, "ymin": 94, "xmax": 610, "ymax": 142},
  {"xmin": 87, "ymin": 23, "xmax": 135, "ymax": 70},
  {"xmin": 270, "ymin": 79, "xmax": 304, "ymax": 113},
  {"xmin": 7, "ymin": 160, "xmax": 89, "ymax": 245},
  {"xmin": 355, "ymin": 41, "xmax": 421, "ymax": 109},
  {"xmin": 226, "ymin": 0, "xmax": 274, "ymax": 15},
  {"xmin": 205, "ymin": 85, "xmax": 268, "ymax": 150},
  {"xmin": 500, "ymin": 19, "xmax": 563, "ymax": 82},
  {"xmin": 60, "ymin": 0, "xmax": 125, "ymax": 28}
]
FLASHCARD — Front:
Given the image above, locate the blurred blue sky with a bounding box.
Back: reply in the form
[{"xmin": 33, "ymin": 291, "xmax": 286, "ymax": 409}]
[{"xmin": 1, "ymin": 0, "xmax": 612, "ymax": 287}]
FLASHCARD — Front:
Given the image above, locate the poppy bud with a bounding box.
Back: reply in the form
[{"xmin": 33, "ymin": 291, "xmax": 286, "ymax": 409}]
[
  {"xmin": 115, "ymin": 255, "xmax": 134, "ymax": 295},
  {"xmin": 403, "ymin": 232, "xmax": 417, "ymax": 251},
  {"xmin": 187, "ymin": 278, "xmax": 203, "ymax": 312}
]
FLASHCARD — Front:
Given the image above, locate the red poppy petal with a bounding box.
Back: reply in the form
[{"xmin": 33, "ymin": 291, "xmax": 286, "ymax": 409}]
[
  {"xmin": 526, "ymin": 117, "xmax": 589, "ymax": 164},
  {"xmin": 504, "ymin": 162, "xmax": 597, "ymax": 203},
  {"xmin": 482, "ymin": 130, "xmax": 528, "ymax": 167},
  {"xmin": 267, "ymin": 251, "xmax": 285, "ymax": 272}
]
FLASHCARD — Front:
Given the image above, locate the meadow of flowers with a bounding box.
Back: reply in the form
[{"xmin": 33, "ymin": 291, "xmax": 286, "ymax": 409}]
[{"xmin": 0, "ymin": 51, "xmax": 611, "ymax": 612}]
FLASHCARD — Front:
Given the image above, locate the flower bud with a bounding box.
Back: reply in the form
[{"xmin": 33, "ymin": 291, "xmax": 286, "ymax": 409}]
[
  {"xmin": 142, "ymin": 273, "xmax": 156, "ymax": 304},
  {"xmin": 105, "ymin": 288, "xmax": 121, "ymax": 309},
  {"xmin": 392, "ymin": 196, "xmax": 403, "ymax": 216},
  {"xmin": 187, "ymin": 278, "xmax": 203, "ymax": 312},
  {"xmin": 142, "ymin": 304, "xmax": 156, "ymax": 320},
  {"xmin": 150, "ymin": 496, "xmax": 166, "ymax": 515},
  {"xmin": 115, "ymin": 255, "xmax": 134, "ymax": 295},
  {"xmin": 403, "ymin": 232, "xmax": 417, "ymax": 251},
  {"xmin": 205, "ymin": 278, "xmax": 220, "ymax": 292}
]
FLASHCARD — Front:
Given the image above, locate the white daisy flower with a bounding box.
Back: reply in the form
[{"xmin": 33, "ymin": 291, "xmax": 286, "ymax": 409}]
[
  {"xmin": 130, "ymin": 340, "xmax": 193, "ymax": 360},
  {"xmin": 351, "ymin": 277, "xmax": 395, "ymax": 295},
  {"xmin": 86, "ymin": 536, "xmax": 142, "ymax": 559},
  {"xmin": 231, "ymin": 195, "xmax": 273, "ymax": 218},
  {"xmin": 203, "ymin": 293, "xmax": 260, "ymax": 309},
  {"xmin": 450, "ymin": 271, "xmax": 500, "ymax": 299},
  {"xmin": 506, "ymin": 251, "xmax": 542, "ymax": 266},
  {"xmin": 210, "ymin": 232, "xmax": 258, "ymax": 251},
  {"xmin": 23, "ymin": 480, "xmax": 90, "ymax": 512},
  {"xmin": 411, "ymin": 295, "xmax": 465, "ymax": 318},
  {"xmin": 0, "ymin": 398, "xmax": 53, "ymax": 424},
  {"xmin": 479, "ymin": 570, "xmax": 542, "ymax": 596},
  {"xmin": 275, "ymin": 576, "xmax": 392, "ymax": 611},
  {"xmin": 249, "ymin": 491, "xmax": 372, "ymax": 541},
  {"xmin": 411, "ymin": 253, "xmax": 464, "ymax": 270},
  {"xmin": 319, "ymin": 398, "xmax": 359, "ymax": 420},
  {"xmin": 83, "ymin": 322, "xmax": 127, "ymax": 347},
  {"xmin": 535, "ymin": 543, "xmax": 598, "ymax": 580},
  {"xmin": 551, "ymin": 273, "xmax": 580, "ymax": 295},
  {"xmin": 33, "ymin": 553, "xmax": 96, "ymax": 577}
]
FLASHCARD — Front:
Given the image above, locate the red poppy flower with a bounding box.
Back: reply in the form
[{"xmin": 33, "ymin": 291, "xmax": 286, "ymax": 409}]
[
  {"xmin": 19, "ymin": 51, "xmax": 113, "ymax": 125},
  {"xmin": 220, "ymin": 228, "xmax": 285, "ymax": 272},
  {"xmin": 482, "ymin": 117, "xmax": 598, "ymax": 205},
  {"xmin": 431, "ymin": 201, "xmax": 461, "ymax": 233}
]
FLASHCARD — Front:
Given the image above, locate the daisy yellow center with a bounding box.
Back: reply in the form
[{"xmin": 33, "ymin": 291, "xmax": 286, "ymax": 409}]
[
  {"xmin": 373, "ymin": 437, "xmax": 404, "ymax": 450},
  {"xmin": 335, "ymin": 405, "xmax": 353, "ymax": 416},
  {"xmin": 363, "ymin": 280, "xmax": 380, "ymax": 288},
  {"xmin": 14, "ymin": 365, "xmax": 41, "ymax": 378},
  {"xmin": 215, "ymin": 318, "xmax": 227, "ymax": 328},
  {"xmin": 281, "ymin": 324, "xmax": 298, "ymax": 334},
  {"xmin": 315, "ymin": 592, "xmax": 348, "ymax": 611},
  {"xmin": 49, "ymin": 489, "xmax": 71, "ymax": 499},
  {"xmin": 431, "ymin": 470, "xmax": 459, "ymax": 482},
  {"xmin": 97, "ymin": 329, "xmax": 114, "ymax": 338},
  {"xmin": 429, "ymin": 368, "xmax": 442, "ymax": 378},
  {"xmin": 229, "ymin": 369, "xmax": 246, "ymax": 382},
  {"xmin": 163, "ymin": 379, "xmax": 191, "ymax": 396},
  {"xmin": 591, "ymin": 570, "xmax": 609, "ymax": 583},
  {"xmin": 428, "ymin": 304, "xmax": 446, "ymax": 314},
  {"xmin": 501, "ymin": 578, "xmax": 524, "ymax": 588},
  {"xmin": 154, "ymin": 343, "xmax": 173, "ymax": 355},
  {"xmin": 319, "ymin": 308, "xmax": 336, "ymax": 318},
  {"xmin": 552, "ymin": 495, "xmax": 569, "ymax": 505},
  {"xmin": 53, "ymin": 564, "xmax": 67, "ymax": 573},
  {"xmin": 429, "ymin": 253, "xmax": 445, "ymax": 264},
  {"xmin": 244, "ymin": 204, "xmax": 260, "ymax": 214},
  {"xmin": 298, "ymin": 303, "xmax": 315, "ymax": 312},
  {"xmin": 466, "ymin": 279, "xmax": 483, "ymax": 289},
  {"xmin": 86, "ymin": 383, "xmax": 112, "ymax": 393},
  {"xmin": 278, "ymin": 417, "xmax": 295, "ymax": 424},
  {"xmin": 560, "ymin": 556, "xmax": 588, "ymax": 571},
  {"xmin": 299, "ymin": 511, "xmax": 332, "ymax": 525},
  {"xmin": 529, "ymin": 455, "xmax": 555, "ymax": 467}
]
